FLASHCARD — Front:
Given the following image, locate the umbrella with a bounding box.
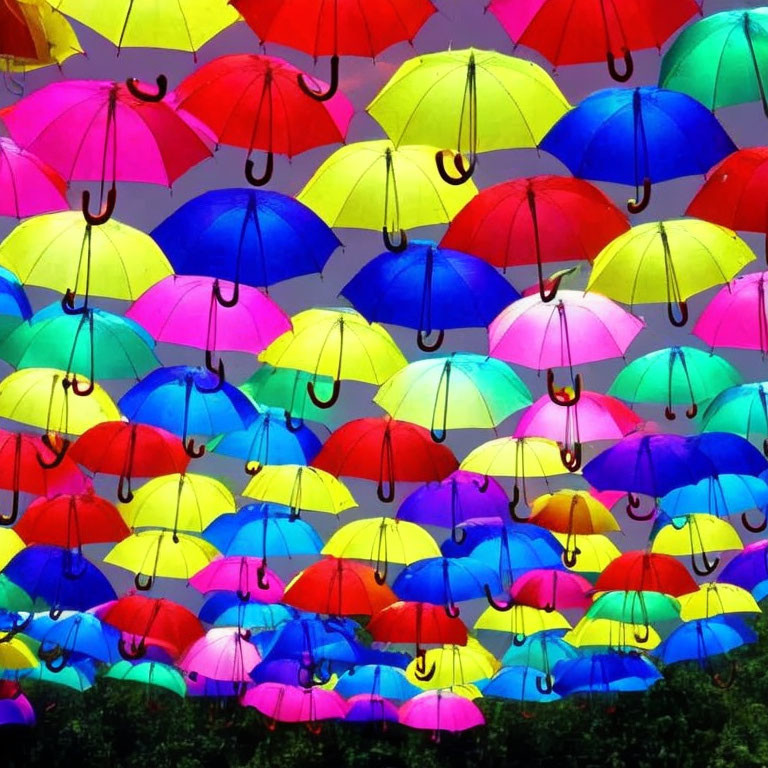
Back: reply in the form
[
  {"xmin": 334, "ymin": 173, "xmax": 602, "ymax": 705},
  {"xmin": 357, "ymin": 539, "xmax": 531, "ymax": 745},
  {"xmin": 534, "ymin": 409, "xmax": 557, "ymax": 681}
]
[
  {"xmin": 587, "ymin": 591, "xmax": 680, "ymax": 626},
  {"xmin": 340, "ymin": 240, "xmax": 519, "ymax": 351},
  {"xmin": 489, "ymin": 0, "xmax": 698, "ymax": 80},
  {"xmin": 189, "ymin": 557, "xmax": 284, "ymax": 603},
  {"xmin": 540, "ymin": 87, "xmax": 736, "ymax": 213},
  {"xmin": 556, "ymin": 533, "xmax": 620, "ymax": 575},
  {"xmin": 474, "ymin": 604, "xmax": 571, "ymax": 639},
  {"xmin": 118, "ymin": 366, "xmax": 256, "ymax": 458},
  {"xmin": 344, "ymin": 695, "xmax": 400, "ymax": 724},
  {"xmin": 0, "ymin": 267, "xmax": 31, "ymax": 342},
  {"xmin": 36, "ymin": 611, "xmax": 121, "ymax": 670},
  {"xmin": 297, "ymin": 141, "xmax": 477, "ymax": 252},
  {"xmin": 0, "ymin": 637, "xmax": 36, "ymax": 670},
  {"xmin": 242, "ymin": 465, "xmax": 354, "ymax": 518},
  {"xmin": 679, "ymin": 583, "xmax": 760, "ymax": 621},
  {"xmin": 500, "ymin": 631, "xmax": 576, "ymax": 671},
  {"xmin": 0, "ymin": 137, "xmax": 67, "ymax": 218},
  {"xmin": 335, "ymin": 665, "xmax": 422, "ymax": 700},
  {"xmin": 489, "ymin": 291, "xmax": 643, "ymax": 398},
  {"xmin": 565, "ymin": 617, "xmax": 660, "ymax": 651},
  {"xmin": 594, "ymin": 551, "xmax": 697, "ymax": 596},
  {"xmin": 312, "ymin": 417, "xmax": 458, "ymax": 502},
  {"xmin": 68, "ymin": 422, "xmax": 190, "ymax": 503},
  {"xmin": 0, "ymin": 0, "xmax": 54, "ymax": 62},
  {"xmin": 178, "ymin": 628, "xmax": 261, "ymax": 685},
  {"xmin": 105, "ymin": 661, "xmax": 186, "ymax": 697},
  {"xmin": 609, "ymin": 346, "xmax": 742, "ymax": 420},
  {"xmin": 259, "ymin": 308, "xmax": 407, "ymax": 409},
  {"xmin": 174, "ymin": 54, "xmax": 353, "ymax": 186},
  {"xmin": 5, "ymin": 660, "xmax": 95, "ymax": 692},
  {"xmin": 0, "ymin": 531, "xmax": 23, "ymax": 571},
  {"xmin": 719, "ymin": 540, "xmax": 768, "ymax": 593},
  {"xmin": 374, "ymin": 353, "xmax": 531, "ymax": 440},
  {"xmin": 151, "ymin": 189, "xmax": 341, "ymax": 298},
  {"xmin": 398, "ymin": 690, "xmax": 484, "ymax": 736},
  {"xmin": 367, "ymin": 49, "xmax": 570, "ymax": 182},
  {"xmin": 0, "ymin": 212, "xmax": 173, "ymax": 308},
  {"xmin": 118, "ymin": 472, "xmax": 235, "ymax": 534},
  {"xmin": 587, "ymin": 219, "xmax": 754, "ymax": 326},
  {"xmin": 241, "ymin": 683, "xmax": 349, "ymax": 727},
  {"xmin": 404, "ymin": 641, "xmax": 496, "ymax": 691},
  {"xmin": 511, "ymin": 570, "xmax": 593, "ymax": 613},
  {"xmin": 660, "ymin": 9, "xmax": 768, "ymax": 113},
  {"xmin": 701, "ymin": 383, "xmax": 768, "ymax": 459},
  {"xmin": 481, "ymin": 665, "xmax": 561, "ymax": 705},
  {"xmin": 1, "ymin": 78, "xmax": 212, "ymax": 223},
  {"xmin": 552, "ymin": 652, "xmax": 662, "ymax": 696},
  {"xmin": 201, "ymin": 597, "xmax": 296, "ymax": 631},
  {"xmin": 283, "ymin": 557, "xmax": 397, "ymax": 616}
]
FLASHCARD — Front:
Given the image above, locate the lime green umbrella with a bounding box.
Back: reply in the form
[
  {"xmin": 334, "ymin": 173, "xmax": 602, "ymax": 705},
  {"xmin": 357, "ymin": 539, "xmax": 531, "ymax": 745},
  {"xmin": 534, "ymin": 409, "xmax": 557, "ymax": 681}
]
[
  {"xmin": 0, "ymin": 304, "xmax": 158, "ymax": 387},
  {"xmin": 608, "ymin": 346, "xmax": 742, "ymax": 420},
  {"xmin": 105, "ymin": 660, "xmax": 186, "ymax": 697},
  {"xmin": 373, "ymin": 353, "xmax": 531, "ymax": 441},
  {"xmin": 660, "ymin": 9, "xmax": 768, "ymax": 113},
  {"xmin": 587, "ymin": 591, "xmax": 681, "ymax": 625}
]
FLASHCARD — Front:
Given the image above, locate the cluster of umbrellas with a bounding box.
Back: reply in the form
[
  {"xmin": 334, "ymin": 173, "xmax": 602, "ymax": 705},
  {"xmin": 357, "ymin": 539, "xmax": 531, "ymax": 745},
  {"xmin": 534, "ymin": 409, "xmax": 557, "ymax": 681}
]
[{"xmin": 1, "ymin": 0, "xmax": 768, "ymax": 739}]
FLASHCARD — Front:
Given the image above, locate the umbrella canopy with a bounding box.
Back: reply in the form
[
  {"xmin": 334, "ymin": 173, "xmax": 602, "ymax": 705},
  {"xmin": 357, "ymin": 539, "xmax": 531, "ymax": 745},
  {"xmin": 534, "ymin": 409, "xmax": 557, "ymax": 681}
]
[
  {"xmin": 0, "ymin": 137, "xmax": 67, "ymax": 218},
  {"xmin": 565, "ymin": 617, "xmax": 660, "ymax": 651},
  {"xmin": 660, "ymin": 474, "xmax": 768, "ymax": 522},
  {"xmin": 334, "ymin": 666, "xmax": 419, "ymax": 702},
  {"xmin": 398, "ymin": 690, "xmax": 484, "ymax": 733},
  {"xmin": 178, "ymin": 627, "xmax": 262, "ymax": 683},
  {"xmin": 556, "ymin": 533, "xmax": 620, "ymax": 575},
  {"xmin": 594, "ymin": 551, "xmax": 697, "ymax": 596},
  {"xmin": 481, "ymin": 665, "xmax": 561, "ymax": 704},
  {"xmin": 0, "ymin": 267, "xmax": 31, "ymax": 342},
  {"xmin": 405, "ymin": 642, "xmax": 496, "ymax": 690},
  {"xmin": 201, "ymin": 597, "xmax": 296, "ymax": 631},
  {"xmin": 587, "ymin": 591, "xmax": 680, "ymax": 625},
  {"xmin": 653, "ymin": 616, "xmax": 757, "ymax": 667},
  {"xmin": 189, "ymin": 557, "xmax": 284, "ymax": 603},
  {"xmin": 0, "ymin": 635, "xmax": 36, "ymax": 670},
  {"xmin": 368, "ymin": 601, "xmax": 468, "ymax": 653},
  {"xmin": 474, "ymin": 603, "xmax": 571, "ymax": 637},
  {"xmin": 679, "ymin": 583, "xmax": 760, "ymax": 621},
  {"xmin": 511, "ymin": 569, "xmax": 593, "ymax": 613},
  {"xmin": 553, "ymin": 652, "xmax": 662, "ymax": 696},
  {"xmin": 36, "ymin": 611, "xmax": 121, "ymax": 668},
  {"xmin": 345, "ymin": 694, "xmax": 402, "ymax": 724},
  {"xmin": 701, "ymin": 383, "xmax": 768, "ymax": 456},
  {"xmin": 105, "ymin": 660, "xmax": 186, "ymax": 697},
  {"xmin": 720, "ymin": 540, "xmax": 768, "ymax": 593},
  {"xmin": 242, "ymin": 683, "xmax": 349, "ymax": 724}
]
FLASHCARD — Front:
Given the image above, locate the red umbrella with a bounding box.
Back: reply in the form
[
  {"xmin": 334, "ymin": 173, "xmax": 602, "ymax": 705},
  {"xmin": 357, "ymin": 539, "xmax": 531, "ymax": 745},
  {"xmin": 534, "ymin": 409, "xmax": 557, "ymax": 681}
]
[
  {"xmin": 0, "ymin": 0, "xmax": 46, "ymax": 61},
  {"xmin": 231, "ymin": 0, "xmax": 436, "ymax": 100},
  {"xmin": 510, "ymin": 569, "xmax": 593, "ymax": 612},
  {"xmin": 99, "ymin": 595, "xmax": 205, "ymax": 660},
  {"xmin": 283, "ymin": 557, "xmax": 397, "ymax": 616},
  {"xmin": 68, "ymin": 422, "xmax": 190, "ymax": 503},
  {"xmin": 440, "ymin": 176, "xmax": 628, "ymax": 300},
  {"xmin": 173, "ymin": 54, "xmax": 354, "ymax": 187},
  {"xmin": 488, "ymin": 0, "xmax": 698, "ymax": 81},
  {"xmin": 594, "ymin": 551, "xmax": 697, "ymax": 596},
  {"xmin": 0, "ymin": 430, "xmax": 87, "ymax": 526},
  {"xmin": 15, "ymin": 491, "xmax": 129, "ymax": 549},
  {"xmin": 311, "ymin": 417, "xmax": 458, "ymax": 502},
  {"xmin": 686, "ymin": 148, "xmax": 768, "ymax": 262}
]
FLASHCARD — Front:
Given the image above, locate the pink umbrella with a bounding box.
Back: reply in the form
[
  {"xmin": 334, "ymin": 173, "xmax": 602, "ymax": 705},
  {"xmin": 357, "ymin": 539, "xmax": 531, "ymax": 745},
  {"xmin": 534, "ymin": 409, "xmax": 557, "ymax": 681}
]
[
  {"xmin": 241, "ymin": 683, "xmax": 349, "ymax": 730},
  {"xmin": 514, "ymin": 391, "xmax": 643, "ymax": 472},
  {"xmin": 126, "ymin": 275, "xmax": 291, "ymax": 380},
  {"xmin": 398, "ymin": 691, "xmax": 484, "ymax": 737},
  {"xmin": 0, "ymin": 78, "xmax": 212, "ymax": 226},
  {"xmin": 178, "ymin": 628, "xmax": 262, "ymax": 684},
  {"xmin": 0, "ymin": 138, "xmax": 69, "ymax": 218},
  {"xmin": 189, "ymin": 556, "xmax": 284, "ymax": 603},
  {"xmin": 693, "ymin": 272, "xmax": 768, "ymax": 353},
  {"xmin": 488, "ymin": 290, "xmax": 644, "ymax": 405},
  {"xmin": 510, "ymin": 569, "xmax": 593, "ymax": 612}
]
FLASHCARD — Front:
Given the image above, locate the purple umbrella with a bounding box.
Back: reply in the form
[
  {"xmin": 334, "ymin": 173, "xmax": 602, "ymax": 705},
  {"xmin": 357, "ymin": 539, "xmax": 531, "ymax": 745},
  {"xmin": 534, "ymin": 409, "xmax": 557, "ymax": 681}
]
[
  {"xmin": 719, "ymin": 541, "xmax": 768, "ymax": 595},
  {"xmin": 344, "ymin": 694, "xmax": 400, "ymax": 724},
  {"xmin": 0, "ymin": 693, "xmax": 34, "ymax": 726}
]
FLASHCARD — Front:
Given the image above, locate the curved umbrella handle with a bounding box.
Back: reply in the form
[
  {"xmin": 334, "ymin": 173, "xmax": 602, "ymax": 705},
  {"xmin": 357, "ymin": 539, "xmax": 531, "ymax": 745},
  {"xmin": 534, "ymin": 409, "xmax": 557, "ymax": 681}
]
[
  {"xmin": 297, "ymin": 55, "xmax": 339, "ymax": 102},
  {"xmin": 245, "ymin": 152, "xmax": 274, "ymax": 187},
  {"xmin": 742, "ymin": 508, "xmax": 767, "ymax": 533},
  {"xmin": 509, "ymin": 486, "xmax": 528, "ymax": 522},
  {"xmin": 667, "ymin": 299, "xmax": 689, "ymax": 328},
  {"xmin": 185, "ymin": 438, "xmax": 206, "ymax": 459},
  {"xmin": 483, "ymin": 584, "xmax": 514, "ymax": 611},
  {"xmin": 244, "ymin": 462, "xmax": 263, "ymax": 477},
  {"xmin": 213, "ymin": 278, "xmax": 239, "ymax": 309},
  {"xmin": 435, "ymin": 150, "xmax": 476, "ymax": 185},
  {"xmin": 535, "ymin": 674, "xmax": 554, "ymax": 695},
  {"xmin": 37, "ymin": 436, "xmax": 71, "ymax": 469},
  {"xmin": 81, "ymin": 187, "xmax": 117, "ymax": 227},
  {"xmin": 686, "ymin": 403, "xmax": 698, "ymax": 419},
  {"xmin": 634, "ymin": 623, "xmax": 650, "ymax": 644},
  {"xmin": 61, "ymin": 288, "xmax": 87, "ymax": 316},
  {"xmin": 511, "ymin": 633, "xmax": 526, "ymax": 647},
  {"xmin": 538, "ymin": 268, "xmax": 576, "ymax": 303},
  {"xmin": 0, "ymin": 491, "xmax": 19, "ymax": 526},
  {"xmin": 284, "ymin": 412, "xmax": 304, "ymax": 433},
  {"xmin": 236, "ymin": 589, "xmax": 251, "ymax": 602},
  {"xmin": 204, "ymin": 349, "xmax": 226, "ymax": 379},
  {"xmin": 562, "ymin": 547, "xmax": 581, "ymax": 568},
  {"xmin": 430, "ymin": 425, "xmax": 447, "ymax": 444},
  {"xmin": 382, "ymin": 226, "xmax": 408, "ymax": 253},
  {"xmin": 134, "ymin": 573, "xmax": 153, "ymax": 591},
  {"xmin": 117, "ymin": 474, "xmax": 134, "ymax": 504},
  {"xmin": 376, "ymin": 476, "xmax": 396, "ymax": 504},
  {"xmin": 444, "ymin": 601, "xmax": 461, "ymax": 619},
  {"xmin": 626, "ymin": 502, "xmax": 655, "ymax": 522},
  {"xmin": 416, "ymin": 329, "xmax": 445, "ymax": 352},
  {"xmin": 118, "ymin": 636, "xmax": 147, "ymax": 661},
  {"xmin": 195, "ymin": 362, "xmax": 225, "ymax": 393},
  {"xmin": 627, "ymin": 492, "xmax": 641, "ymax": 509},
  {"xmin": 44, "ymin": 650, "xmax": 69, "ymax": 673},
  {"xmin": 711, "ymin": 660, "xmax": 737, "ymax": 689},
  {"xmin": 547, "ymin": 369, "xmax": 582, "ymax": 406},
  {"xmin": 414, "ymin": 651, "xmax": 436, "ymax": 682},
  {"xmin": 374, "ymin": 560, "xmax": 388, "ymax": 585},
  {"xmin": 69, "ymin": 376, "xmax": 95, "ymax": 397},
  {"xmin": 48, "ymin": 605, "xmax": 64, "ymax": 621},
  {"xmin": 9, "ymin": 613, "xmax": 31, "ymax": 636},
  {"xmin": 691, "ymin": 550, "xmax": 720, "ymax": 577},
  {"xmin": 606, "ymin": 50, "xmax": 634, "ymax": 82},
  {"xmin": 306, "ymin": 378, "xmax": 340, "ymax": 409},
  {"xmin": 257, "ymin": 563, "xmax": 271, "ymax": 591},
  {"xmin": 627, "ymin": 178, "xmax": 651, "ymax": 214},
  {"xmin": 560, "ymin": 443, "xmax": 582, "ymax": 473},
  {"xmin": 664, "ymin": 406, "xmax": 677, "ymax": 421},
  {"xmin": 125, "ymin": 74, "xmax": 168, "ymax": 102}
]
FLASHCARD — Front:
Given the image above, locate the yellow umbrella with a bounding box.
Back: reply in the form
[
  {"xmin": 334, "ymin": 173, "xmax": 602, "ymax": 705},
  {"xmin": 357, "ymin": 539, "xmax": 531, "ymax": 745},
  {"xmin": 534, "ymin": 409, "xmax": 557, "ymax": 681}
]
[
  {"xmin": 297, "ymin": 140, "xmax": 476, "ymax": 251},
  {"xmin": 564, "ymin": 617, "xmax": 660, "ymax": 651},
  {"xmin": 322, "ymin": 517, "xmax": 440, "ymax": 582},
  {"xmin": 679, "ymin": 583, "xmax": 761, "ymax": 621},
  {"xmin": 242, "ymin": 464, "xmax": 356, "ymax": 517},
  {"xmin": 104, "ymin": 530, "xmax": 220, "ymax": 590},
  {"xmin": 587, "ymin": 219, "xmax": 755, "ymax": 326},
  {"xmin": 0, "ymin": 633, "xmax": 37, "ymax": 669},
  {"xmin": 259, "ymin": 308, "xmax": 407, "ymax": 408},
  {"xmin": 368, "ymin": 48, "xmax": 570, "ymax": 183},
  {"xmin": 0, "ymin": 529, "xmax": 24, "ymax": 570},
  {"xmin": 0, "ymin": 212, "xmax": 173, "ymax": 304},
  {"xmin": 50, "ymin": 0, "xmax": 239, "ymax": 54},
  {"xmin": 405, "ymin": 641, "xmax": 497, "ymax": 690},
  {"xmin": 474, "ymin": 604, "xmax": 571, "ymax": 638},
  {"xmin": 553, "ymin": 533, "xmax": 621, "ymax": 574},
  {"xmin": 119, "ymin": 473, "xmax": 236, "ymax": 533}
]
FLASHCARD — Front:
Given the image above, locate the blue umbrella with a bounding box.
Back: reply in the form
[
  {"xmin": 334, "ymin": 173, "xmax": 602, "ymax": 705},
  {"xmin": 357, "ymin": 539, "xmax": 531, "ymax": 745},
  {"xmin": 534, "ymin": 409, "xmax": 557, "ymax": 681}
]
[
  {"xmin": 208, "ymin": 405, "xmax": 321, "ymax": 470},
  {"xmin": 2, "ymin": 546, "xmax": 116, "ymax": 618},
  {"xmin": 340, "ymin": 240, "xmax": 519, "ymax": 351},
  {"xmin": 118, "ymin": 365, "xmax": 256, "ymax": 459},
  {"xmin": 688, "ymin": 433, "xmax": 768, "ymax": 478},
  {"xmin": 392, "ymin": 557, "xmax": 504, "ymax": 616},
  {"xmin": 540, "ymin": 86, "xmax": 736, "ymax": 213},
  {"xmin": 480, "ymin": 665, "xmax": 562, "ymax": 704},
  {"xmin": 0, "ymin": 266, "xmax": 31, "ymax": 341},
  {"xmin": 552, "ymin": 652, "xmax": 662, "ymax": 696},
  {"xmin": 660, "ymin": 474, "xmax": 768, "ymax": 519},
  {"xmin": 151, "ymin": 188, "xmax": 341, "ymax": 298},
  {"xmin": 199, "ymin": 594, "xmax": 298, "ymax": 630},
  {"xmin": 37, "ymin": 612, "xmax": 121, "ymax": 670},
  {"xmin": 333, "ymin": 664, "xmax": 421, "ymax": 700},
  {"xmin": 652, "ymin": 616, "xmax": 756, "ymax": 668},
  {"xmin": 442, "ymin": 519, "xmax": 561, "ymax": 559}
]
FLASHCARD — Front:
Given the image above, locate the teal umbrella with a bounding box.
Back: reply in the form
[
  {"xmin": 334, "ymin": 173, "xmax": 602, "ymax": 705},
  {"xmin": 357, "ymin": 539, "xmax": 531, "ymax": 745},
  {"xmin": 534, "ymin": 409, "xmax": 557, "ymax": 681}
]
[
  {"xmin": 105, "ymin": 661, "xmax": 187, "ymax": 697},
  {"xmin": 702, "ymin": 382, "xmax": 768, "ymax": 454}
]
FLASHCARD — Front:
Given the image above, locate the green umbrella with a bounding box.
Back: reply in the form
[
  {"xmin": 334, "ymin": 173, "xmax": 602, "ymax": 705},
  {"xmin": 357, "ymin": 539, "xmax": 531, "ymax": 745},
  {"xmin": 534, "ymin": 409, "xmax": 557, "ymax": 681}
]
[
  {"xmin": 104, "ymin": 661, "xmax": 186, "ymax": 697},
  {"xmin": 373, "ymin": 352, "xmax": 532, "ymax": 442},
  {"xmin": 5, "ymin": 662, "xmax": 94, "ymax": 692},
  {"xmin": 701, "ymin": 382, "xmax": 768, "ymax": 452},
  {"xmin": 0, "ymin": 575, "xmax": 33, "ymax": 614},
  {"xmin": 608, "ymin": 346, "xmax": 742, "ymax": 420},
  {"xmin": 660, "ymin": 9, "xmax": 768, "ymax": 112},
  {"xmin": 587, "ymin": 591, "xmax": 681, "ymax": 625},
  {"xmin": 0, "ymin": 304, "xmax": 158, "ymax": 390}
]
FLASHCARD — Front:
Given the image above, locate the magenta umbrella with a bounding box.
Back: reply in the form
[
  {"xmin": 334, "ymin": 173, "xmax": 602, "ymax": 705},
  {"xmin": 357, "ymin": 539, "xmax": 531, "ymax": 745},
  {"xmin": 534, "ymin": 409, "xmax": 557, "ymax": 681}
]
[
  {"xmin": 126, "ymin": 275, "xmax": 291, "ymax": 380},
  {"xmin": 510, "ymin": 569, "xmax": 593, "ymax": 612},
  {"xmin": 398, "ymin": 691, "xmax": 484, "ymax": 737},
  {"xmin": 0, "ymin": 138, "xmax": 69, "ymax": 218},
  {"xmin": 488, "ymin": 290, "xmax": 644, "ymax": 405},
  {"xmin": 241, "ymin": 683, "xmax": 349, "ymax": 729},
  {"xmin": 693, "ymin": 272, "xmax": 768, "ymax": 354},
  {"xmin": 514, "ymin": 391, "xmax": 643, "ymax": 472},
  {"xmin": 0, "ymin": 78, "xmax": 212, "ymax": 226},
  {"xmin": 178, "ymin": 628, "xmax": 262, "ymax": 685},
  {"xmin": 189, "ymin": 557, "xmax": 284, "ymax": 603}
]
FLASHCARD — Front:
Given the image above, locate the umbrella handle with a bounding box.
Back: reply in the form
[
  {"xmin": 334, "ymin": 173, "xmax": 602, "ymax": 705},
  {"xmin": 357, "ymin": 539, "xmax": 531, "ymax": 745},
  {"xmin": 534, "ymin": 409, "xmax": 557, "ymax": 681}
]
[
  {"xmin": 37, "ymin": 435, "xmax": 71, "ymax": 469},
  {"xmin": 512, "ymin": 633, "xmax": 526, "ymax": 647},
  {"xmin": 284, "ymin": 412, "xmax": 304, "ymax": 432},
  {"xmin": 185, "ymin": 438, "xmax": 206, "ymax": 459},
  {"xmin": 125, "ymin": 74, "xmax": 168, "ymax": 102},
  {"xmin": 0, "ymin": 491, "xmax": 19, "ymax": 526},
  {"xmin": 414, "ymin": 654, "xmax": 436, "ymax": 682},
  {"xmin": 666, "ymin": 299, "xmax": 689, "ymax": 327},
  {"xmin": 435, "ymin": 150, "xmax": 476, "ymax": 185},
  {"xmin": 374, "ymin": 560, "xmax": 388, "ymax": 585},
  {"xmin": 538, "ymin": 267, "xmax": 576, "ymax": 303},
  {"xmin": 376, "ymin": 476, "xmax": 396, "ymax": 503},
  {"xmin": 712, "ymin": 660, "xmax": 737, "ymax": 689},
  {"xmin": 134, "ymin": 573, "xmax": 153, "ymax": 591},
  {"xmin": 685, "ymin": 403, "xmax": 698, "ymax": 419},
  {"xmin": 741, "ymin": 509, "xmax": 767, "ymax": 533},
  {"xmin": 627, "ymin": 492, "xmax": 641, "ymax": 508},
  {"xmin": 444, "ymin": 602, "xmax": 461, "ymax": 619},
  {"xmin": 474, "ymin": 474, "xmax": 490, "ymax": 493},
  {"xmin": 664, "ymin": 406, "xmax": 677, "ymax": 421},
  {"xmin": 213, "ymin": 278, "xmax": 239, "ymax": 309},
  {"xmin": 117, "ymin": 474, "xmax": 134, "ymax": 504},
  {"xmin": 244, "ymin": 152, "xmax": 274, "ymax": 187},
  {"xmin": 509, "ymin": 487, "xmax": 528, "ymax": 522},
  {"xmin": 382, "ymin": 226, "xmax": 408, "ymax": 253},
  {"xmin": 204, "ymin": 349, "xmax": 227, "ymax": 381},
  {"xmin": 244, "ymin": 461, "xmax": 263, "ymax": 476},
  {"xmin": 416, "ymin": 328, "xmax": 445, "ymax": 352},
  {"xmin": 606, "ymin": 50, "xmax": 634, "ymax": 82},
  {"xmin": 236, "ymin": 589, "xmax": 251, "ymax": 602},
  {"xmin": 306, "ymin": 378, "xmax": 340, "ymax": 409},
  {"xmin": 257, "ymin": 563, "xmax": 271, "ymax": 591},
  {"xmin": 297, "ymin": 55, "xmax": 340, "ymax": 102},
  {"xmin": 627, "ymin": 178, "xmax": 651, "ymax": 214},
  {"xmin": 561, "ymin": 547, "xmax": 581, "ymax": 568},
  {"xmin": 63, "ymin": 375, "xmax": 95, "ymax": 398},
  {"xmin": 81, "ymin": 187, "xmax": 117, "ymax": 227},
  {"xmin": 547, "ymin": 369, "xmax": 582, "ymax": 406},
  {"xmin": 559, "ymin": 442, "xmax": 582, "ymax": 473},
  {"xmin": 48, "ymin": 605, "xmax": 64, "ymax": 621},
  {"xmin": 45, "ymin": 650, "xmax": 69, "ymax": 674},
  {"xmin": 535, "ymin": 674, "xmax": 554, "ymax": 695},
  {"xmin": 483, "ymin": 584, "xmax": 514, "ymax": 611},
  {"xmin": 61, "ymin": 288, "xmax": 88, "ymax": 316},
  {"xmin": 691, "ymin": 550, "xmax": 720, "ymax": 577},
  {"xmin": 195, "ymin": 361, "xmax": 225, "ymax": 393},
  {"xmin": 118, "ymin": 636, "xmax": 147, "ymax": 661},
  {"xmin": 626, "ymin": 501, "xmax": 655, "ymax": 522},
  {"xmin": 7, "ymin": 613, "xmax": 31, "ymax": 637},
  {"xmin": 633, "ymin": 623, "xmax": 650, "ymax": 644},
  {"xmin": 430, "ymin": 425, "xmax": 447, "ymax": 443}
]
